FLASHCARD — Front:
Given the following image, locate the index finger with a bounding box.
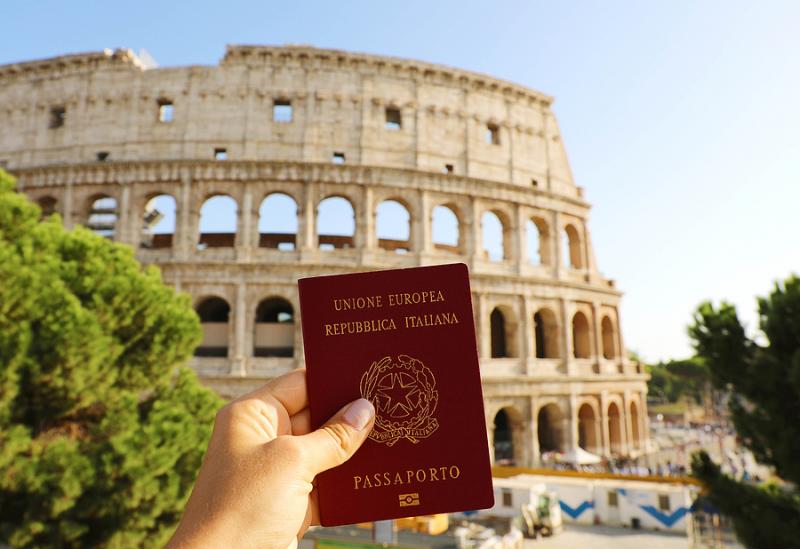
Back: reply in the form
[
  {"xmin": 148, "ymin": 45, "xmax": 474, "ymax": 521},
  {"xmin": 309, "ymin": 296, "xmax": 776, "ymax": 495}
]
[{"xmin": 241, "ymin": 368, "xmax": 309, "ymax": 416}]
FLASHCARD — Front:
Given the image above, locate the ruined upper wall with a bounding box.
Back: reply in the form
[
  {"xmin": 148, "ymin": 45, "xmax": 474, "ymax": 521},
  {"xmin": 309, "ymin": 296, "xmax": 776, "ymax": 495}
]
[{"xmin": 0, "ymin": 45, "xmax": 579, "ymax": 198}]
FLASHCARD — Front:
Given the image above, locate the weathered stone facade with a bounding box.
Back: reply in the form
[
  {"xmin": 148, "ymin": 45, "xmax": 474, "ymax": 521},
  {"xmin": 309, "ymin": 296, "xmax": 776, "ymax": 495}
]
[{"xmin": 0, "ymin": 45, "xmax": 648, "ymax": 465}]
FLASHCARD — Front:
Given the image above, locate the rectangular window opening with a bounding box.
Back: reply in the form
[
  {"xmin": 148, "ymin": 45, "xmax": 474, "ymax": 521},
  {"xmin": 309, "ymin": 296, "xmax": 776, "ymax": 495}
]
[
  {"xmin": 502, "ymin": 489, "xmax": 513, "ymax": 507},
  {"xmin": 273, "ymin": 99, "xmax": 293, "ymax": 123},
  {"xmin": 486, "ymin": 123, "xmax": 500, "ymax": 145},
  {"xmin": 608, "ymin": 491, "xmax": 618, "ymax": 507},
  {"xmin": 658, "ymin": 494, "xmax": 670, "ymax": 511},
  {"xmin": 531, "ymin": 178, "xmax": 539, "ymax": 188},
  {"xmin": 96, "ymin": 151, "xmax": 109, "ymax": 162},
  {"xmin": 49, "ymin": 106, "xmax": 66, "ymax": 129},
  {"xmin": 385, "ymin": 107, "xmax": 402, "ymax": 130},
  {"xmin": 157, "ymin": 99, "xmax": 174, "ymax": 123},
  {"xmin": 444, "ymin": 164, "xmax": 454, "ymax": 174},
  {"xmin": 214, "ymin": 148, "xmax": 228, "ymax": 160},
  {"xmin": 331, "ymin": 152, "xmax": 345, "ymax": 164}
]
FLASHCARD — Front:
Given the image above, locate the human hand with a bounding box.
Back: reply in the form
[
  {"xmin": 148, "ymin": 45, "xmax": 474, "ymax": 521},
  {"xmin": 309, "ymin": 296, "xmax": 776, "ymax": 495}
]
[{"xmin": 167, "ymin": 369, "xmax": 375, "ymax": 549}]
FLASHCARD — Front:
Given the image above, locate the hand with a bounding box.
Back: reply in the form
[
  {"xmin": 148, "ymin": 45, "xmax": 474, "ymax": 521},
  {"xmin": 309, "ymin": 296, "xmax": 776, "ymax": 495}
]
[{"xmin": 167, "ymin": 369, "xmax": 375, "ymax": 549}]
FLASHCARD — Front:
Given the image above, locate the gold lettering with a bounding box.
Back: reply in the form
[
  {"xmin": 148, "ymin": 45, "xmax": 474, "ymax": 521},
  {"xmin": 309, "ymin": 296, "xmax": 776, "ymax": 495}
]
[
  {"xmin": 325, "ymin": 324, "xmax": 333, "ymax": 336},
  {"xmin": 394, "ymin": 472, "xmax": 403, "ymax": 485},
  {"xmin": 354, "ymin": 475, "xmax": 362, "ymax": 490},
  {"xmin": 449, "ymin": 465, "xmax": 461, "ymax": 479},
  {"xmin": 416, "ymin": 469, "xmax": 426, "ymax": 482},
  {"xmin": 363, "ymin": 476, "xmax": 373, "ymax": 488},
  {"xmin": 373, "ymin": 473, "xmax": 383, "ymax": 487},
  {"xmin": 383, "ymin": 472, "xmax": 391, "ymax": 485},
  {"xmin": 429, "ymin": 467, "xmax": 439, "ymax": 481},
  {"xmin": 406, "ymin": 470, "xmax": 415, "ymax": 483}
]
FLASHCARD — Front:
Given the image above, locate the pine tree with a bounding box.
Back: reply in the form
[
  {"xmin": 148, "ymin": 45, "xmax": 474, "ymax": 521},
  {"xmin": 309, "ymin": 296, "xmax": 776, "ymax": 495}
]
[
  {"xmin": 0, "ymin": 169, "xmax": 223, "ymax": 547},
  {"xmin": 688, "ymin": 275, "xmax": 800, "ymax": 548}
]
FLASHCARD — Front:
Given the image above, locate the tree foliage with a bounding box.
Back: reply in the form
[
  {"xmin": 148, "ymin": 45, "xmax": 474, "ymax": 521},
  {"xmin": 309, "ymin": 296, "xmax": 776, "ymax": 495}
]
[
  {"xmin": 0, "ymin": 169, "xmax": 223, "ymax": 547},
  {"xmin": 688, "ymin": 275, "xmax": 800, "ymax": 548},
  {"xmin": 646, "ymin": 357, "xmax": 709, "ymax": 404}
]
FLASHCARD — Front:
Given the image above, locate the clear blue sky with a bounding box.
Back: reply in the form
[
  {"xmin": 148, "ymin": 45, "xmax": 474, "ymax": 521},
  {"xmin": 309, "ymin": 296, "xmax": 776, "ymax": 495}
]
[{"xmin": 4, "ymin": 1, "xmax": 799, "ymax": 362}]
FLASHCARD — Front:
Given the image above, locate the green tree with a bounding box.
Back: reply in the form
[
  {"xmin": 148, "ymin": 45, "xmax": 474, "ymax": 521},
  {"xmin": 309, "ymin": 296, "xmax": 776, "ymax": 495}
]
[
  {"xmin": 688, "ymin": 275, "xmax": 800, "ymax": 548},
  {"xmin": 0, "ymin": 169, "xmax": 223, "ymax": 547},
  {"xmin": 647, "ymin": 357, "xmax": 709, "ymax": 404}
]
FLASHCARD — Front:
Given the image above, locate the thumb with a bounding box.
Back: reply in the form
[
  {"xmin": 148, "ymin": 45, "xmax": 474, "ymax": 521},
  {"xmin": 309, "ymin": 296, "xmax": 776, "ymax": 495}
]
[{"xmin": 297, "ymin": 398, "xmax": 375, "ymax": 477}]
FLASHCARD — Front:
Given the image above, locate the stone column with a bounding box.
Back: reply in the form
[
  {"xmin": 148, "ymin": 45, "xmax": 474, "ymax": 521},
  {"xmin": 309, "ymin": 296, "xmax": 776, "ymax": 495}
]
[
  {"xmin": 520, "ymin": 297, "xmax": 532, "ymax": 371},
  {"xmin": 616, "ymin": 307, "xmax": 627, "ymax": 370},
  {"xmin": 477, "ymin": 293, "xmax": 489, "ymax": 359},
  {"xmin": 117, "ymin": 184, "xmax": 132, "ymax": 244},
  {"xmin": 624, "ymin": 391, "xmax": 634, "ymax": 455},
  {"xmin": 600, "ymin": 391, "xmax": 610, "ymax": 457},
  {"xmin": 298, "ymin": 182, "xmax": 317, "ymax": 250},
  {"xmin": 592, "ymin": 302, "xmax": 603, "ymax": 368},
  {"xmin": 515, "ymin": 203, "xmax": 526, "ymax": 271},
  {"xmin": 415, "ymin": 189, "xmax": 432, "ymax": 254},
  {"xmin": 359, "ymin": 186, "xmax": 375, "ymax": 250},
  {"xmin": 63, "ymin": 181, "xmax": 74, "ymax": 229},
  {"xmin": 237, "ymin": 187, "xmax": 253, "ymax": 261},
  {"xmin": 568, "ymin": 395, "xmax": 579, "ymax": 453},
  {"xmin": 232, "ymin": 282, "xmax": 247, "ymax": 377},
  {"xmin": 530, "ymin": 397, "xmax": 540, "ymax": 465},
  {"xmin": 471, "ymin": 198, "xmax": 483, "ymax": 263},
  {"xmin": 561, "ymin": 298, "xmax": 573, "ymax": 374},
  {"xmin": 552, "ymin": 210, "xmax": 562, "ymax": 279},
  {"xmin": 593, "ymin": 416, "xmax": 603, "ymax": 455},
  {"xmin": 176, "ymin": 171, "xmax": 192, "ymax": 260}
]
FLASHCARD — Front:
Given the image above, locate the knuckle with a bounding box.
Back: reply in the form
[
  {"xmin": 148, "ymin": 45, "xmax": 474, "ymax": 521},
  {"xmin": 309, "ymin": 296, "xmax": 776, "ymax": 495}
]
[
  {"xmin": 273, "ymin": 434, "xmax": 306, "ymax": 464},
  {"xmin": 322, "ymin": 423, "xmax": 355, "ymax": 460}
]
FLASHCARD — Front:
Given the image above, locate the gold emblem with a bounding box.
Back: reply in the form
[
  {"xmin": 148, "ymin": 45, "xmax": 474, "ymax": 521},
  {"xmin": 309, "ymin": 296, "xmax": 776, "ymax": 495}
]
[
  {"xmin": 359, "ymin": 355, "xmax": 439, "ymax": 446},
  {"xmin": 398, "ymin": 493, "xmax": 420, "ymax": 507}
]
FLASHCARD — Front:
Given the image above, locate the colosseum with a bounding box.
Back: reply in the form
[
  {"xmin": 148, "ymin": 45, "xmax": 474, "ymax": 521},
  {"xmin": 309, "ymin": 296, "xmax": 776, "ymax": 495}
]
[{"xmin": 0, "ymin": 45, "xmax": 648, "ymax": 466}]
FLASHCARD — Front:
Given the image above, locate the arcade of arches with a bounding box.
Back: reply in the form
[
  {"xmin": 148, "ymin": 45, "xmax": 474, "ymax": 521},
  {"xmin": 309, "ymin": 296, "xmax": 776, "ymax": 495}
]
[{"xmin": 489, "ymin": 396, "xmax": 646, "ymax": 466}]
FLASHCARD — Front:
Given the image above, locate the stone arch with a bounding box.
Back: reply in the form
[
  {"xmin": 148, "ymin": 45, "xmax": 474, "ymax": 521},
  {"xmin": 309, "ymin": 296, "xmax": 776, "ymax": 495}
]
[
  {"xmin": 537, "ymin": 403, "xmax": 564, "ymax": 456},
  {"xmin": 376, "ymin": 198, "xmax": 411, "ymax": 253},
  {"xmin": 563, "ymin": 223, "xmax": 583, "ymax": 269},
  {"xmin": 492, "ymin": 406, "xmax": 523, "ymax": 466},
  {"xmin": 254, "ymin": 296, "xmax": 294, "ymax": 357},
  {"xmin": 607, "ymin": 401, "xmax": 624, "ymax": 455},
  {"xmin": 572, "ymin": 311, "xmax": 591, "ymax": 359},
  {"xmin": 37, "ymin": 196, "xmax": 58, "ymax": 218},
  {"xmin": 533, "ymin": 307, "xmax": 560, "ymax": 359},
  {"xmin": 432, "ymin": 203, "xmax": 461, "ymax": 253},
  {"xmin": 87, "ymin": 194, "xmax": 118, "ymax": 239},
  {"xmin": 317, "ymin": 195, "xmax": 355, "ymax": 249},
  {"xmin": 258, "ymin": 192, "xmax": 298, "ymax": 250},
  {"xmin": 526, "ymin": 216, "xmax": 551, "ymax": 265},
  {"xmin": 195, "ymin": 296, "xmax": 230, "ymax": 357},
  {"xmin": 601, "ymin": 316, "xmax": 616, "ymax": 359},
  {"xmin": 490, "ymin": 305, "xmax": 518, "ymax": 358},
  {"xmin": 198, "ymin": 194, "xmax": 238, "ymax": 248},
  {"xmin": 141, "ymin": 193, "xmax": 176, "ymax": 249},
  {"xmin": 578, "ymin": 402, "xmax": 600, "ymax": 454},
  {"xmin": 630, "ymin": 400, "xmax": 641, "ymax": 450},
  {"xmin": 481, "ymin": 209, "xmax": 510, "ymax": 262}
]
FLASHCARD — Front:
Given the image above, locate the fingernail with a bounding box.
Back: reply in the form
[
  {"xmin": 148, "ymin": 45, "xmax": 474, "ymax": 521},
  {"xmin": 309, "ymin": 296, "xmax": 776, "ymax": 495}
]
[{"xmin": 343, "ymin": 398, "xmax": 375, "ymax": 431}]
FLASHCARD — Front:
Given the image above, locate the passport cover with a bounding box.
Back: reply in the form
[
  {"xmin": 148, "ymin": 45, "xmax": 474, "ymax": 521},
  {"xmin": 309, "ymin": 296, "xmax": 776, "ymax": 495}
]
[{"xmin": 298, "ymin": 263, "xmax": 494, "ymax": 526}]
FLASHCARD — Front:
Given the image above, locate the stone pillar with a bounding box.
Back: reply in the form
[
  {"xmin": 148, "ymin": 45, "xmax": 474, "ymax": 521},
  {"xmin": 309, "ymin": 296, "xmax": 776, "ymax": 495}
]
[
  {"xmin": 477, "ymin": 293, "xmax": 489, "ymax": 359},
  {"xmin": 176, "ymin": 171, "xmax": 192, "ymax": 260},
  {"xmin": 516, "ymin": 204, "xmax": 527, "ymax": 272},
  {"xmin": 232, "ymin": 282, "xmax": 247, "ymax": 377},
  {"xmin": 616, "ymin": 307, "xmax": 627, "ymax": 370},
  {"xmin": 530, "ymin": 397, "xmax": 540, "ymax": 465},
  {"xmin": 520, "ymin": 297, "xmax": 532, "ymax": 373},
  {"xmin": 592, "ymin": 302, "xmax": 603, "ymax": 368},
  {"xmin": 298, "ymin": 182, "xmax": 317, "ymax": 250},
  {"xmin": 600, "ymin": 391, "xmax": 610, "ymax": 457},
  {"xmin": 359, "ymin": 186, "xmax": 375, "ymax": 250},
  {"xmin": 581, "ymin": 220, "xmax": 591, "ymax": 275},
  {"xmin": 561, "ymin": 298, "xmax": 573, "ymax": 374},
  {"xmin": 471, "ymin": 199, "xmax": 483, "ymax": 262},
  {"xmin": 593, "ymin": 416, "xmax": 603, "ymax": 456},
  {"xmin": 552, "ymin": 210, "xmax": 562, "ymax": 278},
  {"xmin": 117, "ymin": 184, "xmax": 132, "ymax": 244},
  {"xmin": 237, "ymin": 187, "xmax": 253, "ymax": 261},
  {"xmin": 568, "ymin": 395, "xmax": 579, "ymax": 453},
  {"xmin": 416, "ymin": 190, "xmax": 432, "ymax": 253},
  {"xmin": 63, "ymin": 181, "xmax": 74, "ymax": 229},
  {"xmin": 624, "ymin": 391, "xmax": 634, "ymax": 455}
]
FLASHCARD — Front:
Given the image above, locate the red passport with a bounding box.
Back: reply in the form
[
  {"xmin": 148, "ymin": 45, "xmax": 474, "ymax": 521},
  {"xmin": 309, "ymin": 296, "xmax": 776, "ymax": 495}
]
[{"xmin": 298, "ymin": 263, "xmax": 494, "ymax": 526}]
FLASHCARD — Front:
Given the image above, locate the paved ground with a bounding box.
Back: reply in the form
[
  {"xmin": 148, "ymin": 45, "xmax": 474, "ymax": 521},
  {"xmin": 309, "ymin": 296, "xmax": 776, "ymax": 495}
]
[{"xmin": 530, "ymin": 523, "xmax": 688, "ymax": 549}]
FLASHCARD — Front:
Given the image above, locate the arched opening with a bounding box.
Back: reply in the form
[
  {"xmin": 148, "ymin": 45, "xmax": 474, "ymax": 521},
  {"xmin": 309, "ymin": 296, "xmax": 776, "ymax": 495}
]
[
  {"xmin": 317, "ymin": 196, "xmax": 355, "ymax": 249},
  {"xmin": 376, "ymin": 199, "xmax": 410, "ymax": 253},
  {"xmin": 601, "ymin": 316, "xmax": 616, "ymax": 359},
  {"xmin": 198, "ymin": 195, "xmax": 237, "ymax": 248},
  {"xmin": 578, "ymin": 403, "xmax": 599, "ymax": 453},
  {"xmin": 563, "ymin": 224, "xmax": 583, "ymax": 269},
  {"xmin": 37, "ymin": 196, "xmax": 57, "ymax": 218},
  {"xmin": 258, "ymin": 193, "xmax": 298, "ymax": 250},
  {"xmin": 572, "ymin": 311, "xmax": 591, "ymax": 359},
  {"xmin": 141, "ymin": 194, "xmax": 176, "ymax": 249},
  {"xmin": 493, "ymin": 409, "xmax": 513, "ymax": 465},
  {"xmin": 608, "ymin": 402, "xmax": 623, "ymax": 455},
  {"xmin": 630, "ymin": 401, "xmax": 641, "ymax": 449},
  {"xmin": 254, "ymin": 297, "xmax": 294, "ymax": 357},
  {"xmin": 87, "ymin": 195, "xmax": 118, "ymax": 239},
  {"xmin": 490, "ymin": 307, "xmax": 508, "ymax": 358},
  {"xmin": 537, "ymin": 404, "xmax": 563, "ymax": 457},
  {"xmin": 526, "ymin": 217, "xmax": 550, "ymax": 265},
  {"xmin": 534, "ymin": 308, "xmax": 560, "ymax": 359},
  {"xmin": 481, "ymin": 211, "xmax": 505, "ymax": 262},
  {"xmin": 432, "ymin": 204, "xmax": 460, "ymax": 253},
  {"xmin": 195, "ymin": 297, "xmax": 230, "ymax": 357}
]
